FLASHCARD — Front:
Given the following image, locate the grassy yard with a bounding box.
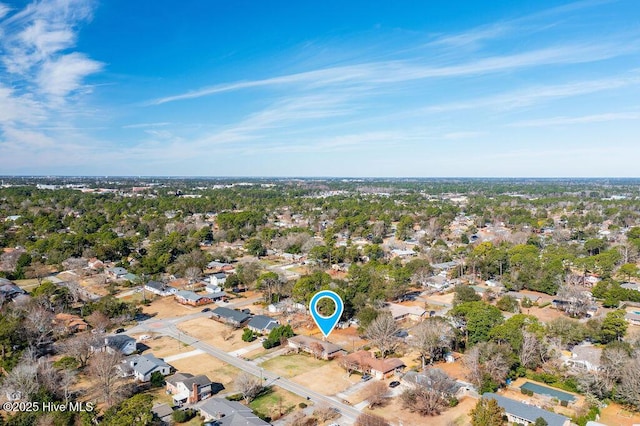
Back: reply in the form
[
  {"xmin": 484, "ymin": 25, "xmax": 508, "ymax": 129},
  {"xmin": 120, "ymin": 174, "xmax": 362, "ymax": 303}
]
[
  {"xmin": 249, "ymin": 386, "xmax": 308, "ymax": 422},
  {"xmin": 260, "ymin": 354, "xmax": 328, "ymax": 378}
]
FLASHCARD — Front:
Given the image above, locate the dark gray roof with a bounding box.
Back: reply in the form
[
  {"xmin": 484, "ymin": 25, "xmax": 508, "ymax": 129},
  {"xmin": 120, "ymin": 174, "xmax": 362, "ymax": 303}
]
[
  {"xmin": 105, "ymin": 335, "xmax": 135, "ymax": 350},
  {"xmin": 213, "ymin": 272, "xmax": 227, "ymax": 279},
  {"xmin": 0, "ymin": 279, "xmax": 27, "ymax": 299},
  {"xmin": 176, "ymin": 290, "xmax": 208, "ymax": 302},
  {"xmin": 145, "ymin": 280, "xmax": 169, "ymax": 291},
  {"xmin": 152, "ymin": 403, "xmax": 173, "ymax": 419},
  {"xmin": 182, "ymin": 374, "xmax": 213, "ymax": 388},
  {"xmin": 211, "ymin": 307, "xmax": 250, "ymax": 324},
  {"xmin": 403, "ymin": 369, "xmax": 461, "ymax": 395},
  {"xmin": 483, "ymin": 393, "xmax": 569, "ymax": 426},
  {"xmin": 166, "ymin": 372, "xmax": 194, "ymax": 387},
  {"xmin": 200, "ymin": 398, "xmax": 269, "ymax": 426},
  {"xmin": 247, "ymin": 315, "xmax": 278, "ymax": 332}
]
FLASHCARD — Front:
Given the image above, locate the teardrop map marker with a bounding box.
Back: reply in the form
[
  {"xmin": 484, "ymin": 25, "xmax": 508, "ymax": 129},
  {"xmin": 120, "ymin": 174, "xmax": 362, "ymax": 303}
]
[{"xmin": 309, "ymin": 290, "xmax": 344, "ymax": 338}]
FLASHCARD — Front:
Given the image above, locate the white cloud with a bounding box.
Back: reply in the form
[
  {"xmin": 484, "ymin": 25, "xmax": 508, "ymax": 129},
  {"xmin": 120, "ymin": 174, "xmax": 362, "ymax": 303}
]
[
  {"xmin": 38, "ymin": 52, "xmax": 103, "ymax": 97},
  {"xmin": 510, "ymin": 111, "xmax": 640, "ymax": 127}
]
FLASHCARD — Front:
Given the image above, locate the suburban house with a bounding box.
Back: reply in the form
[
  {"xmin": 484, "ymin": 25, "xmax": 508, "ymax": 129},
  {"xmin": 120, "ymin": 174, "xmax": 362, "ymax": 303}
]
[
  {"xmin": 204, "ymin": 284, "xmax": 227, "ymax": 301},
  {"xmin": 166, "ymin": 372, "xmax": 220, "ymax": 405},
  {"xmin": 144, "ymin": 281, "xmax": 177, "ymax": 297},
  {"xmin": 198, "ymin": 398, "xmax": 269, "ymax": 426},
  {"xmin": 206, "ymin": 261, "xmax": 234, "ymax": 273},
  {"xmin": 505, "ymin": 291, "xmax": 540, "ymax": 304},
  {"xmin": 424, "ymin": 273, "xmax": 450, "ymax": 291},
  {"xmin": 565, "ymin": 344, "xmax": 602, "ymax": 372},
  {"xmin": 247, "ymin": 315, "xmax": 279, "ymax": 335},
  {"xmin": 174, "ymin": 290, "xmax": 213, "ymax": 306},
  {"xmin": 287, "ymin": 335, "xmax": 346, "ymax": 360},
  {"xmin": 94, "ymin": 335, "xmax": 137, "ymax": 355},
  {"xmin": 210, "ymin": 307, "xmax": 251, "ymax": 327},
  {"xmin": 482, "ymin": 393, "xmax": 570, "ymax": 426},
  {"xmin": 387, "ymin": 303, "xmax": 427, "ymax": 321},
  {"xmin": 121, "ymin": 353, "xmax": 172, "ymax": 382},
  {"xmin": 0, "ymin": 278, "xmax": 28, "ymax": 302},
  {"xmin": 87, "ymin": 258, "xmax": 105, "ymax": 270},
  {"xmin": 106, "ymin": 266, "xmax": 128, "ymax": 279},
  {"xmin": 151, "ymin": 403, "xmax": 173, "ymax": 424},
  {"xmin": 621, "ymin": 282, "xmax": 640, "ymax": 292},
  {"xmin": 208, "ymin": 272, "xmax": 227, "ymax": 286},
  {"xmin": 625, "ymin": 311, "xmax": 640, "ymax": 326},
  {"xmin": 342, "ymin": 350, "xmax": 406, "ymax": 379},
  {"xmin": 53, "ymin": 313, "xmax": 88, "ymax": 333}
]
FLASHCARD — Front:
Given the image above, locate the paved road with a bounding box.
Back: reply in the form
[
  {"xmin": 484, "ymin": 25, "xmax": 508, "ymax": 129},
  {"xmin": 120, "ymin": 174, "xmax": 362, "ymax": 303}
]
[{"xmin": 127, "ymin": 297, "xmax": 362, "ymax": 423}]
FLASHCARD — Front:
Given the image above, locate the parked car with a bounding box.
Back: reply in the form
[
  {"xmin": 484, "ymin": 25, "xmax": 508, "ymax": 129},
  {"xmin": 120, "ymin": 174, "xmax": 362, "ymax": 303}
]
[
  {"xmin": 361, "ymin": 374, "xmax": 372, "ymax": 382},
  {"xmin": 114, "ymin": 328, "xmax": 125, "ymax": 334},
  {"xmin": 389, "ymin": 381, "xmax": 401, "ymax": 388},
  {"xmin": 201, "ymin": 307, "xmax": 211, "ymax": 312}
]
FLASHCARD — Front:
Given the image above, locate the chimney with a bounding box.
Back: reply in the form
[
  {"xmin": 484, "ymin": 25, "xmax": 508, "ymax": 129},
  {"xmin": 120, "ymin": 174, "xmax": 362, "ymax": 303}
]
[{"xmin": 191, "ymin": 382, "xmax": 199, "ymax": 403}]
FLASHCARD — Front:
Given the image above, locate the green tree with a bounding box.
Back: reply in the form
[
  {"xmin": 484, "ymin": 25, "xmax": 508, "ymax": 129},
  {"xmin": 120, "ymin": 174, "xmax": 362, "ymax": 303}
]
[
  {"xmin": 102, "ymin": 394, "xmax": 154, "ymax": 426},
  {"xmin": 470, "ymin": 397, "xmax": 505, "ymax": 426},
  {"xmin": 242, "ymin": 328, "xmax": 256, "ymax": 342},
  {"xmin": 450, "ymin": 302, "xmax": 504, "ymax": 345},
  {"xmin": 453, "ymin": 285, "xmax": 481, "ymax": 305},
  {"xmin": 244, "ymin": 238, "xmax": 266, "ymax": 257},
  {"xmin": 496, "ymin": 295, "xmax": 519, "ymax": 313},
  {"xmin": 534, "ymin": 417, "xmax": 549, "ymax": 426},
  {"xmin": 600, "ymin": 310, "xmax": 627, "ymax": 344},
  {"xmin": 619, "ymin": 263, "xmax": 639, "ymax": 280}
]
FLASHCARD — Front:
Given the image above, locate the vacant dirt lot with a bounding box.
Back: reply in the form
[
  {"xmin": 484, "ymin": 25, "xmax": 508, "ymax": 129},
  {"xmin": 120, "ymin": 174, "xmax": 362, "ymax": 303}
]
[
  {"xmin": 261, "ymin": 354, "xmax": 327, "ymax": 378},
  {"xmin": 135, "ymin": 335, "xmax": 184, "ymax": 358},
  {"xmin": 142, "ymin": 296, "xmax": 201, "ymax": 319},
  {"xmin": 599, "ymin": 402, "xmax": 640, "ymax": 426},
  {"xmin": 169, "ymin": 353, "xmax": 241, "ymax": 388},
  {"xmin": 177, "ymin": 317, "xmax": 258, "ymax": 352},
  {"xmin": 292, "ymin": 361, "xmax": 359, "ymax": 395},
  {"xmin": 370, "ymin": 395, "xmax": 476, "ymax": 426}
]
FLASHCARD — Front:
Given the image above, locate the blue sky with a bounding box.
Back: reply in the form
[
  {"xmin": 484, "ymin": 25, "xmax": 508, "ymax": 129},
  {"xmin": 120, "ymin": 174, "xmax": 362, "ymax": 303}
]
[{"xmin": 1, "ymin": 0, "xmax": 639, "ymax": 177}]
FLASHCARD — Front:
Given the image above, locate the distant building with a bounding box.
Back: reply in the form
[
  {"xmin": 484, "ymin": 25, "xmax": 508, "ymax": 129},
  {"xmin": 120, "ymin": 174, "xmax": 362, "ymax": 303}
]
[
  {"xmin": 565, "ymin": 343, "xmax": 602, "ymax": 372},
  {"xmin": 199, "ymin": 398, "xmax": 269, "ymax": 425},
  {"xmin": 106, "ymin": 267, "xmax": 128, "ymax": 279},
  {"xmin": 625, "ymin": 311, "xmax": 640, "ymax": 326},
  {"xmin": 386, "ymin": 303, "xmax": 426, "ymax": 321},
  {"xmin": 210, "ymin": 307, "xmax": 251, "ymax": 327},
  {"xmin": 122, "ymin": 353, "xmax": 172, "ymax": 382},
  {"xmin": 92, "ymin": 335, "xmax": 137, "ymax": 355},
  {"xmin": 53, "ymin": 313, "xmax": 88, "ymax": 333}
]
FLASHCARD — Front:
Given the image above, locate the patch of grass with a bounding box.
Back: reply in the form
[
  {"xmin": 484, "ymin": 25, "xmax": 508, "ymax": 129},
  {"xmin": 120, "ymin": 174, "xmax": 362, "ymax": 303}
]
[
  {"xmin": 260, "ymin": 354, "xmax": 328, "ymax": 378},
  {"xmin": 249, "ymin": 387, "xmax": 304, "ymax": 421}
]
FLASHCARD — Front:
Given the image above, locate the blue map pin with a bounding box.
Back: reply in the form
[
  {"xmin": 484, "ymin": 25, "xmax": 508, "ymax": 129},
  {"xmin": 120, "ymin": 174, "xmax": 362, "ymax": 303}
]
[{"xmin": 309, "ymin": 290, "xmax": 344, "ymax": 338}]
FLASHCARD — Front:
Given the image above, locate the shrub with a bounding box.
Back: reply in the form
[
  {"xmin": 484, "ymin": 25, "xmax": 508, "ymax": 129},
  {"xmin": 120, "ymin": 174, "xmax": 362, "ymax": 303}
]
[
  {"xmin": 561, "ymin": 400, "xmax": 568, "ymax": 407},
  {"xmin": 150, "ymin": 371, "xmax": 165, "ymax": 388},
  {"xmin": 172, "ymin": 409, "xmax": 196, "ymax": 423},
  {"xmin": 242, "ymin": 328, "xmax": 256, "ymax": 342},
  {"xmin": 226, "ymin": 393, "xmax": 244, "ymax": 401},
  {"xmin": 298, "ymin": 402, "xmax": 307, "ymax": 409}
]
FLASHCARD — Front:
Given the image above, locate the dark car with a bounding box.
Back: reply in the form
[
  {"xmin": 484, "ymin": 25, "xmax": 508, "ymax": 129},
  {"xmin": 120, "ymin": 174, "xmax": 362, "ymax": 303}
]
[
  {"xmin": 201, "ymin": 307, "xmax": 211, "ymax": 312},
  {"xmin": 114, "ymin": 328, "xmax": 125, "ymax": 334},
  {"xmin": 361, "ymin": 374, "xmax": 372, "ymax": 382},
  {"xmin": 389, "ymin": 381, "xmax": 401, "ymax": 388}
]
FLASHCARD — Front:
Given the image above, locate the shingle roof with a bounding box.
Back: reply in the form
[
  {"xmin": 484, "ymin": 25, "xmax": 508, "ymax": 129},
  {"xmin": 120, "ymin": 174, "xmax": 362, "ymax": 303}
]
[
  {"xmin": 483, "ymin": 393, "xmax": 569, "ymax": 426},
  {"xmin": 199, "ymin": 398, "xmax": 269, "ymax": 426},
  {"xmin": 288, "ymin": 335, "xmax": 344, "ymax": 355},
  {"xmin": 211, "ymin": 307, "xmax": 250, "ymax": 324},
  {"xmin": 132, "ymin": 354, "xmax": 171, "ymax": 376},
  {"xmin": 105, "ymin": 335, "xmax": 135, "ymax": 351},
  {"xmin": 247, "ymin": 315, "xmax": 279, "ymax": 332}
]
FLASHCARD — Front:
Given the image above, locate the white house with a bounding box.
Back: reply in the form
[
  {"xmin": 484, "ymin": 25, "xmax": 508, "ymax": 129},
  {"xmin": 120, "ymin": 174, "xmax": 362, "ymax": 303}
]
[
  {"xmin": 123, "ymin": 354, "xmax": 172, "ymax": 382},
  {"xmin": 208, "ymin": 272, "xmax": 227, "ymax": 286},
  {"xmin": 565, "ymin": 344, "xmax": 602, "ymax": 372}
]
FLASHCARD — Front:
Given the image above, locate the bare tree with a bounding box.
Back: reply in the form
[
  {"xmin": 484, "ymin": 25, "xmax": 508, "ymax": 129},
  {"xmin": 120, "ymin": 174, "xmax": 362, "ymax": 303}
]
[
  {"xmin": 363, "ymin": 381, "xmax": 388, "ymax": 408},
  {"xmin": 338, "ymin": 356, "xmax": 360, "ymax": 377},
  {"xmin": 519, "ymin": 331, "xmax": 544, "ymax": 369},
  {"xmin": 86, "ymin": 311, "xmax": 111, "ymax": 332},
  {"xmin": 410, "ymin": 317, "xmax": 454, "ymax": 369},
  {"xmin": 400, "ymin": 385, "xmax": 448, "ymax": 416},
  {"xmin": 286, "ymin": 412, "xmax": 317, "ymax": 426},
  {"xmin": 61, "ymin": 331, "xmax": 102, "ymax": 367},
  {"xmin": 619, "ymin": 356, "xmax": 640, "ymax": 409},
  {"xmin": 235, "ymin": 373, "xmax": 263, "ymax": 403},
  {"xmin": 365, "ymin": 314, "xmax": 399, "ymax": 358},
  {"xmin": 313, "ymin": 405, "xmax": 338, "ymax": 423},
  {"xmin": 556, "ymin": 284, "xmax": 592, "ymax": 317},
  {"xmin": 354, "ymin": 413, "xmax": 390, "ymax": 426},
  {"xmin": 464, "ymin": 342, "xmax": 511, "ymax": 389},
  {"xmin": 0, "ymin": 359, "xmax": 39, "ymax": 400},
  {"xmin": 309, "ymin": 342, "xmax": 324, "ymax": 360},
  {"xmin": 88, "ymin": 350, "xmax": 123, "ymax": 407},
  {"xmin": 23, "ymin": 305, "xmax": 55, "ymax": 350},
  {"xmin": 185, "ymin": 266, "xmax": 201, "ymax": 289}
]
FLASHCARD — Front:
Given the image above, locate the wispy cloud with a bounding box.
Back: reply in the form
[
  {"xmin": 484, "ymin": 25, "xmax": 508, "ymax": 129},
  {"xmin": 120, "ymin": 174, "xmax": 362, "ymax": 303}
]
[{"xmin": 510, "ymin": 111, "xmax": 640, "ymax": 127}]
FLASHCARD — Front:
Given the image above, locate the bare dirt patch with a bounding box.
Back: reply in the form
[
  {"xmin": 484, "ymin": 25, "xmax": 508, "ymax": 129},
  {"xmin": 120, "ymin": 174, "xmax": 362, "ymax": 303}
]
[
  {"xmin": 291, "ymin": 361, "xmax": 359, "ymax": 395},
  {"xmin": 169, "ymin": 353, "xmax": 241, "ymax": 387},
  {"xmin": 177, "ymin": 317, "xmax": 258, "ymax": 352},
  {"xmin": 369, "ymin": 395, "xmax": 476, "ymax": 426},
  {"xmin": 141, "ymin": 296, "xmax": 201, "ymax": 319},
  {"xmin": 599, "ymin": 402, "xmax": 640, "ymax": 426}
]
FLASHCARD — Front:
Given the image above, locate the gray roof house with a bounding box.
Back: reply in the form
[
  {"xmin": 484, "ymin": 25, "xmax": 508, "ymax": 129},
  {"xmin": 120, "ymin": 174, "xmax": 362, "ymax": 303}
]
[
  {"xmin": 123, "ymin": 353, "xmax": 172, "ymax": 382},
  {"xmin": 106, "ymin": 266, "xmax": 128, "ymax": 278},
  {"xmin": 151, "ymin": 403, "xmax": 173, "ymax": 424},
  {"xmin": 199, "ymin": 398, "xmax": 269, "ymax": 426},
  {"xmin": 565, "ymin": 344, "xmax": 602, "ymax": 372},
  {"xmin": 211, "ymin": 307, "xmax": 251, "ymax": 327},
  {"xmin": 144, "ymin": 281, "xmax": 177, "ymax": 297},
  {"xmin": 0, "ymin": 278, "xmax": 28, "ymax": 301},
  {"xmin": 101, "ymin": 335, "xmax": 137, "ymax": 355},
  {"xmin": 247, "ymin": 315, "xmax": 279, "ymax": 334},
  {"xmin": 483, "ymin": 393, "xmax": 570, "ymax": 426}
]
